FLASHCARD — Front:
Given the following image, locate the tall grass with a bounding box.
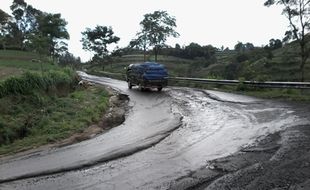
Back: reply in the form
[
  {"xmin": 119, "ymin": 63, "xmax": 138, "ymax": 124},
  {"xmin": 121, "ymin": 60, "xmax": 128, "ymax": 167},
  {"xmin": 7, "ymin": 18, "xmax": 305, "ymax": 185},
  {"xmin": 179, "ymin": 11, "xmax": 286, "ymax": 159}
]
[
  {"xmin": 0, "ymin": 68, "xmax": 111, "ymax": 154},
  {"xmin": 0, "ymin": 86, "xmax": 109, "ymax": 153},
  {"xmin": 0, "ymin": 68, "xmax": 77, "ymax": 98}
]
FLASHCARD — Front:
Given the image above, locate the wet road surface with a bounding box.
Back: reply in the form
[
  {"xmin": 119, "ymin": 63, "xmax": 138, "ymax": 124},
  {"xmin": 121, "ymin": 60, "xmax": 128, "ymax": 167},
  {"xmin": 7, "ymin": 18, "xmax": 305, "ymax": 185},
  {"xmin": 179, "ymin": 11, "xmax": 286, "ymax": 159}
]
[{"xmin": 0, "ymin": 73, "xmax": 308, "ymax": 189}]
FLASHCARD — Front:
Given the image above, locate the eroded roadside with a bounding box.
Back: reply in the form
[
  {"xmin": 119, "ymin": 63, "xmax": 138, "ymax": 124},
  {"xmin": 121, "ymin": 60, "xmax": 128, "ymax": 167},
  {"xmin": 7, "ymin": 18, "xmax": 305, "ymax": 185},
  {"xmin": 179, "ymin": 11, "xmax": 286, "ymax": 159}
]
[
  {"xmin": 0, "ymin": 85, "xmax": 129, "ymax": 160},
  {"xmin": 169, "ymin": 102, "xmax": 310, "ymax": 190},
  {"xmin": 56, "ymin": 86, "xmax": 129, "ymax": 147}
]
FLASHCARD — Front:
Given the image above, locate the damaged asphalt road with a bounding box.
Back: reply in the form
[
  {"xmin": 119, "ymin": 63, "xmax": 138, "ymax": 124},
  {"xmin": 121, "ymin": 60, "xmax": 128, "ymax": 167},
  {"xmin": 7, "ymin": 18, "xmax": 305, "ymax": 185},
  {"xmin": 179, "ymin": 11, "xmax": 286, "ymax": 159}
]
[{"xmin": 0, "ymin": 72, "xmax": 309, "ymax": 190}]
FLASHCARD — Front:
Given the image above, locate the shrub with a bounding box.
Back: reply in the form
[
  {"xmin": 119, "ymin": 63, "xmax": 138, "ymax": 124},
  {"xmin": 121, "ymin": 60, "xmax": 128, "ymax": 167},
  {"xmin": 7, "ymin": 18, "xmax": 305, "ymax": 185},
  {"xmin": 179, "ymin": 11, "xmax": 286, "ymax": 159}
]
[
  {"xmin": 236, "ymin": 77, "xmax": 247, "ymax": 91},
  {"xmin": 0, "ymin": 69, "xmax": 77, "ymax": 98}
]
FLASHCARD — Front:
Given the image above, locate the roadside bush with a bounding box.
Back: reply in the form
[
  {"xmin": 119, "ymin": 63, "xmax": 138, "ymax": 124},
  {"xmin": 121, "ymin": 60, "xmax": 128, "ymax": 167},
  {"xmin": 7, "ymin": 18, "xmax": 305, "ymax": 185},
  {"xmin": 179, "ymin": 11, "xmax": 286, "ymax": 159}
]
[
  {"xmin": 236, "ymin": 77, "xmax": 247, "ymax": 91},
  {"xmin": 0, "ymin": 120, "xmax": 14, "ymax": 145},
  {"xmin": 0, "ymin": 69, "xmax": 77, "ymax": 98}
]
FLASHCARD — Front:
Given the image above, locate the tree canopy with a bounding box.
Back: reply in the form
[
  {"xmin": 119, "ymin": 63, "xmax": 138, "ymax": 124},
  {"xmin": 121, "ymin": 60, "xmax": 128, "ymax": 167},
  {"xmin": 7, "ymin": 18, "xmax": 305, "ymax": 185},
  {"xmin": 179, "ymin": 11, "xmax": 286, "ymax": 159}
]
[
  {"xmin": 234, "ymin": 42, "xmax": 255, "ymax": 52},
  {"xmin": 0, "ymin": 9, "xmax": 11, "ymax": 49},
  {"xmin": 0, "ymin": 0, "xmax": 70, "ymax": 59},
  {"xmin": 36, "ymin": 13, "xmax": 69, "ymax": 57},
  {"xmin": 129, "ymin": 32, "xmax": 150, "ymax": 61},
  {"xmin": 10, "ymin": 0, "xmax": 42, "ymax": 49},
  {"xmin": 264, "ymin": 0, "xmax": 310, "ymax": 81},
  {"xmin": 81, "ymin": 25, "xmax": 120, "ymax": 61},
  {"xmin": 139, "ymin": 10, "xmax": 179, "ymax": 61}
]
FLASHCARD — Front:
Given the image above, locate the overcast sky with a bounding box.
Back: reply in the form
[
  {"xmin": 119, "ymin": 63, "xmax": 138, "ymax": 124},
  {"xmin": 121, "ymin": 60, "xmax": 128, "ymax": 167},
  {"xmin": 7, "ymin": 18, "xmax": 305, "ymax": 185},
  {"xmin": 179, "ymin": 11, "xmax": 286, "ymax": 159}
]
[{"xmin": 1, "ymin": 0, "xmax": 288, "ymax": 61}]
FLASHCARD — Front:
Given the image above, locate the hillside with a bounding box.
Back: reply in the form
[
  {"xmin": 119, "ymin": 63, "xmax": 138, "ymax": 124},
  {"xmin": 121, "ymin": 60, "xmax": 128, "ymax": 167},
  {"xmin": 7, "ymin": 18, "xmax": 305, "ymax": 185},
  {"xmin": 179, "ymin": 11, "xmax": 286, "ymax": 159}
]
[
  {"xmin": 0, "ymin": 50, "xmax": 60, "ymax": 80},
  {"xmin": 85, "ymin": 39, "xmax": 310, "ymax": 82}
]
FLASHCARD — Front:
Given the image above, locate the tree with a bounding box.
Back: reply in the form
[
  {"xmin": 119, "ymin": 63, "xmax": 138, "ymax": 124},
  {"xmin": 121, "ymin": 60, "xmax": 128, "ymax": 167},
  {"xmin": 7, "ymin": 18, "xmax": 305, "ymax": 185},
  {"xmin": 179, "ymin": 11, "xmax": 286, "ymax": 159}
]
[
  {"xmin": 245, "ymin": 42, "xmax": 255, "ymax": 51},
  {"xmin": 140, "ymin": 10, "xmax": 179, "ymax": 61},
  {"xmin": 129, "ymin": 31, "xmax": 150, "ymax": 61},
  {"xmin": 234, "ymin": 42, "xmax": 255, "ymax": 52},
  {"xmin": 36, "ymin": 13, "xmax": 69, "ymax": 58},
  {"xmin": 58, "ymin": 51, "xmax": 81, "ymax": 68},
  {"xmin": 81, "ymin": 25, "xmax": 120, "ymax": 61},
  {"xmin": 0, "ymin": 9, "xmax": 11, "ymax": 49},
  {"xmin": 0, "ymin": 10, "xmax": 10, "ymax": 24},
  {"xmin": 269, "ymin": 38, "xmax": 283, "ymax": 50},
  {"xmin": 234, "ymin": 42, "xmax": 245, "ymax": 52},
  {"xmin": 10, "ymin": 0, "xmax": 42, "ymax": 50},
  {"xmin": 184, "ymin": 43, "xmax": 205, "ymax": 58},
  {"xmin": 175, "ymin": 43, "xmax": 181, "ymax": 49},
  {"xmin": 264, "ymin": 0, "xmax": 310, "ymax": 81}
]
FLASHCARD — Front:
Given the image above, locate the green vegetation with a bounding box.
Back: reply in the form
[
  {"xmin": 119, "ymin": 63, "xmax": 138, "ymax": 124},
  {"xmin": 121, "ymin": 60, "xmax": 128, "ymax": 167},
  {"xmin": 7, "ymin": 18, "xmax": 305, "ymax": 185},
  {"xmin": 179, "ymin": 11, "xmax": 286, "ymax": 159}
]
[
  {"xmin": 81, "ymin": 25, "xmax": 120, "ymax": 61},
  {"xmin": 0, "ymin": 70, "xmax": 76, "ymax": 98},
  {"xmin": 84, "ymin": 38, "xmax": 310, "ymax": 101},
  {"xmin": 85, "ymin": 39, "xmax": 310, "ymax": 82},
  {"xmin": 0, "ymin": 50, "xmax": 61, "ymax": 80},
  {"xmin": 264, "ymin": 0, "xmax": 310, "ymax": 82},
  {"xmin": 0, "ymin": 50, "xmax": 110, "ymax": 155},
  {"xmin": 134, "ymin": 10, "xmax": 179, "ymax": 62},
  {"xmin": 0, "ymin": 86, "xmax": 109, "ymax": 155},
  {"xmin": 1, "ymin": 0, "xmax": 69, "ymax": 57},
  {"xmin": 241, "ymin": 88, "xmax": 310, "ymax": 101}
]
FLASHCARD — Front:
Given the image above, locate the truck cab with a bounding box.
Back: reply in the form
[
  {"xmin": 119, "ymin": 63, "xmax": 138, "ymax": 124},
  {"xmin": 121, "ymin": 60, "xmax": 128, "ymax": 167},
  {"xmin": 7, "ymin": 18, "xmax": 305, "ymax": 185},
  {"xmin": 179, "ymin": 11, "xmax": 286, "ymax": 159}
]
[{"xmin": 126, "ymin": 62, "xmax": 168, "ymax": 91}]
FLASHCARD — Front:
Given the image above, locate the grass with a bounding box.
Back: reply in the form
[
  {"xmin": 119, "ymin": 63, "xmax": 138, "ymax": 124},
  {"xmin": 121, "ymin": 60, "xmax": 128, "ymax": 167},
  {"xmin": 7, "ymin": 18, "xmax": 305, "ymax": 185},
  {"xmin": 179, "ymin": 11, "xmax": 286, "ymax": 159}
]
[
  {"xmin": 0, "ymin": 50, "xmax": 61, "ymax": 80},
  {"xmin": 239, "ymin": 88, "xmax": 310, "ymax": 101},
  {"xmin": 0, "ymin": 50, "xmax": 111, "ymax": 156},
  {"xmin": 0, "ymin": 67, "xmax": 24, "ymax": 80},
  {"xmin": 0, "ymin": 70, "xmax": 77, "ymax": 98},
  {"xmin": 0, "ymin": 59, "xmax": 60, "ymax": 72},
  {"xmin": 0, "ymin": 50, "xmax": 38, "ymax": 59},
  {"xmin": 0, "ymin": 86, "xmax": 109, "ymax": 155}
]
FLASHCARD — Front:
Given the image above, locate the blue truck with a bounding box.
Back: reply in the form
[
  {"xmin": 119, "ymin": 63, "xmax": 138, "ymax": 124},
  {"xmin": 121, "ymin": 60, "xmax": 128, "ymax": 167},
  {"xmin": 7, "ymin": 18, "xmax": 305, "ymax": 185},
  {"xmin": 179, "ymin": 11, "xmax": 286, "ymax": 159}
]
[{"xmin": 126, "ymin": 62, "xmax": 168, "ymax": 91}]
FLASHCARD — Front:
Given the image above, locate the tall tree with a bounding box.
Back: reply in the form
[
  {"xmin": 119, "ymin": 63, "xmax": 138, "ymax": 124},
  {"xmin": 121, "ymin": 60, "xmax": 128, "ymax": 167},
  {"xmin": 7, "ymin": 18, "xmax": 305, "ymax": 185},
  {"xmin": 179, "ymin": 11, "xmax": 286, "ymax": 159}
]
[
  {"xmin": 268, "ymin": 38, "xmax": 283, "ymax": 50},
  {"xmin": 234, "ymin": 42, "xmax": 255, "ymax": 52},
  {"xmin": 81, "ymin": 25, "xmax": 120, "ymax": 61},
  {"xmin": 129, "ymin": 31, "xmax": 150, "ymax": 61},
  {"xmin": 140, "ymin": 10, "xmax": 179, "ymax": 61},
  {"xmin": 264, "ymin": 0, "xmax": 310, "ymax": 81},
  {"xmin": 58, "ymin": 51, "xmax": 81, "ymax": 68},
  {"xmin": 10, "ymin": 0, "xmax": 42, "ymax": 50},
  {"xmin": 0, "ymin": 9, "xmax": 11, "ymax": 49},
  {"xmin": 36, "ymin": 13, "xmax": 69, "ymax": 57}
]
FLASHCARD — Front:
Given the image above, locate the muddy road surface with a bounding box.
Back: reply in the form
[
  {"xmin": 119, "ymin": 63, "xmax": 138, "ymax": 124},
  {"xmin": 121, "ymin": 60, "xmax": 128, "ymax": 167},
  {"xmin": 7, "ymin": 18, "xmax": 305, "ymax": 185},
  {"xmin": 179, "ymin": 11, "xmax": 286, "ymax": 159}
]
[{"xmin": 0, "ymin": 72, "xmax": 309, "ymax": 189}]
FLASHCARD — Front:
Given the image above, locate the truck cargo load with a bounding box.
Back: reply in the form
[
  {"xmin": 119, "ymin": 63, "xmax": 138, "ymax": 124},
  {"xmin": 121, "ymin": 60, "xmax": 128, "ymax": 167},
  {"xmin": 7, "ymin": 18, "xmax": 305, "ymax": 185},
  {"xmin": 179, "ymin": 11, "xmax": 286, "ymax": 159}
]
[{"xmin": 126, "ymin": 62, "xmax": 168, "ymax": 91}]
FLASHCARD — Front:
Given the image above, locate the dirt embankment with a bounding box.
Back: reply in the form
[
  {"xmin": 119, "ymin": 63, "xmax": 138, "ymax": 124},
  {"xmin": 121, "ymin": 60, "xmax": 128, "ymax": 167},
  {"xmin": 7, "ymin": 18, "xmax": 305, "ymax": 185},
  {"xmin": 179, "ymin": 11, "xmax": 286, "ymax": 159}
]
[
  {"xmin": 57, "ymin": 87, "xmax": 129, "ymax": 147},
  {"xmin": 170, "ymin": 103, "xmax": 310, "ymax": 190},
  {"xmin": 0, "ymin": 86, "xmax": 129, "ymax": 160}
]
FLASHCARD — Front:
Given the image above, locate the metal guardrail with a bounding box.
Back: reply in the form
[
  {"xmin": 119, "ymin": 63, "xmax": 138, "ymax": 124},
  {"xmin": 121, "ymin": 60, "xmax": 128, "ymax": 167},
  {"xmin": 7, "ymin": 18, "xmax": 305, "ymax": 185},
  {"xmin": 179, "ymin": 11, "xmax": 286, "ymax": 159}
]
[
  {"xmin": 169, "ymin": 77, "xmax": 310, "ymax": 89},
  {"xmin": 84, "ymin": 71, "xmax": 310, "ymax": 89}
]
